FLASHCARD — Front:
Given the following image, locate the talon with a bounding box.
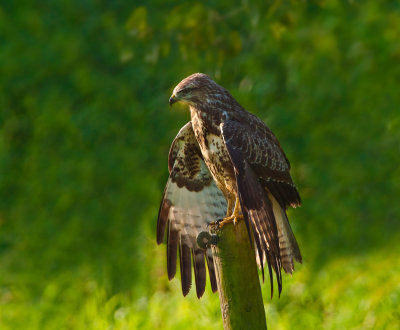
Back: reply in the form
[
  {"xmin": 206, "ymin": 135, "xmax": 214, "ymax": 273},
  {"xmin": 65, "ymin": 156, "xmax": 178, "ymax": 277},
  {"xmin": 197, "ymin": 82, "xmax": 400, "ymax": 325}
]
[
  {"xmin": 215, "ymin": 197, "xmax": 244, "ymax": 228},
  {"xmin": 209, "ymin": 219, "xmax": 224, "ymax": 228},
  {"xmin": 216, "ymin": 214, "xmax": 243, "ymax": 228},
  {"xmin": 216, "ymin": 218, "xmax": 225, "ymax": 229}
]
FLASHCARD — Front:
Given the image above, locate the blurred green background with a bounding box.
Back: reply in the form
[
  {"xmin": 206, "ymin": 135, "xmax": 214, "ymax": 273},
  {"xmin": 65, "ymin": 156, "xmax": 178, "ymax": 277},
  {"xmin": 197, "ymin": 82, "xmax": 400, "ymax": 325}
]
[{"xmin": 1, "ymin": 1, "xmax": 400, "ymax": 329}]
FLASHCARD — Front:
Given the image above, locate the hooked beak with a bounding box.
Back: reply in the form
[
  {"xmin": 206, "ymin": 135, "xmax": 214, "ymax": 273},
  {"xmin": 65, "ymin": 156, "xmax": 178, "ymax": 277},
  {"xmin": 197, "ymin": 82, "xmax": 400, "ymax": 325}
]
[{"xmin": 169, "ymin": 94, "xmax": 177, "ymax": 106}]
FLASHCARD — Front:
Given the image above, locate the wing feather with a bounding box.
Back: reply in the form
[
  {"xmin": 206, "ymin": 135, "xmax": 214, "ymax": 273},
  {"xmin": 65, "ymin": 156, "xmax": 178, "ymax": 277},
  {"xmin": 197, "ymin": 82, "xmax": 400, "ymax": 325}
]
[
  {"xmin": 167, "ymin": 220, "xmax": 178, "ymax": 280},
  {"xmin": 206, "ymin": 249, "xmax": 218, "ymax": 293},
  {"xmin": 227, "ymin": 113, "xmax": 301, "ymax": 207},
  {"xmin": 157, "ymin": 122, "xmax": 227, "ymax": 298},
  {"xmin": 221, "ymin": 119, "xmax": 301, "ymax": 297},
  {"xmin": 179, "ymin": 239, "xmax": 192, "ymax": 296},
  {"xmin": 192, "ymin": 249, "xmax": 207, "ymax": 298}
]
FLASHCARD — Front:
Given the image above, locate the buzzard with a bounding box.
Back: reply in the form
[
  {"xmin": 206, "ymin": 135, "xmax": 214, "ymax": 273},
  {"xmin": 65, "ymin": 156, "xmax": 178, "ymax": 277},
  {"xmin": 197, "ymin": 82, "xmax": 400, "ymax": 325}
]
[{"xmin": 157, "ymin": 73, "xmax": 301, "ymax": 298}]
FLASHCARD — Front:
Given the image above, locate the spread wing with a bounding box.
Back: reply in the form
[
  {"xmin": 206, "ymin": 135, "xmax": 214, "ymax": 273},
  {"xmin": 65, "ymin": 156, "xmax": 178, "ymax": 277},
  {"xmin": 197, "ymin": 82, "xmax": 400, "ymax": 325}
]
[
  {"xmin": 157, "ymin": 122, "xmax": 227, "ymax": 298},
  {"xmin": 221, "ymin": 117, "xmax": 301, "ymax": 297}
]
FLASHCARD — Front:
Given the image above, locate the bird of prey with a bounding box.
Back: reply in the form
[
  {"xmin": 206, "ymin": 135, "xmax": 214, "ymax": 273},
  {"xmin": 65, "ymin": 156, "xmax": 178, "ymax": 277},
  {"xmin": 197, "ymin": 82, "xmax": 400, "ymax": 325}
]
[{"xmin": 157, "ymin": 73, "xmax": 301, "ymax": 298}]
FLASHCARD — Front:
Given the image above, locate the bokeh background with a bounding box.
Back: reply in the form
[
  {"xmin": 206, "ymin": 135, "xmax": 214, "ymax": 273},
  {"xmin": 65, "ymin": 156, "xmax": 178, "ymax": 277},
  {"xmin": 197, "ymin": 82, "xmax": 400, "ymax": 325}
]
[{"xmin": 1, "ymin": 1, "xmax": 400, "ymax": 329}]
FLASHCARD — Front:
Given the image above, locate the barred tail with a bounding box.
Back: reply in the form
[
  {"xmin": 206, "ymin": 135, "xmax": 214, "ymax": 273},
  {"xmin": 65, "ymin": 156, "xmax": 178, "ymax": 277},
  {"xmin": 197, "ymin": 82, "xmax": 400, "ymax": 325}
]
[{"xmin": 268, "ymin": 192, "xmax": 302, "ymax": 273}]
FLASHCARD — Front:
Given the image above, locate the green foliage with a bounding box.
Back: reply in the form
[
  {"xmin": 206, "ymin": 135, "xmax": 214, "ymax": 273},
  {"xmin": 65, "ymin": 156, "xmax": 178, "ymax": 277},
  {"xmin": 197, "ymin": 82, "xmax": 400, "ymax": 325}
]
[{"xmin": 1, "ymin": 1, "xmax": 399, "ymax": 329}]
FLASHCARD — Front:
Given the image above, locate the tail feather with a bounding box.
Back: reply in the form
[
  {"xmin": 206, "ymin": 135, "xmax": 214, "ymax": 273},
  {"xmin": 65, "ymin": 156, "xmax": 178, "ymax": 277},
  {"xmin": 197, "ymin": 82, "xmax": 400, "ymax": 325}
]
[{"xmin": 268, "ymin": 192, "xmax": 302, "ymax": 273}]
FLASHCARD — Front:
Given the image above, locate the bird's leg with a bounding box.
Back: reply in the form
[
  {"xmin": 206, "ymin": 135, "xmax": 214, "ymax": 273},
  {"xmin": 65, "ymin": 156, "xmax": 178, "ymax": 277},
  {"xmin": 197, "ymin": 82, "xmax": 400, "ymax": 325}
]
[
  {"xmin": 217, "ymin": 197, "xmax": 243, "ymax": 228},
  {"xmin": 225, "ymin": 198, "xmax": 234, "ymax": 218}
]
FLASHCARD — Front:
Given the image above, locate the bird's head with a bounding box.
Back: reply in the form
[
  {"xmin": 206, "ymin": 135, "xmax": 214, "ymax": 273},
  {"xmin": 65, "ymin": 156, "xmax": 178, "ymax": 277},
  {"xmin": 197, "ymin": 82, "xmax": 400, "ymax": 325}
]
[{"xmin": 169, "ymin": 73, "xmax": 222, "ymax": 107}]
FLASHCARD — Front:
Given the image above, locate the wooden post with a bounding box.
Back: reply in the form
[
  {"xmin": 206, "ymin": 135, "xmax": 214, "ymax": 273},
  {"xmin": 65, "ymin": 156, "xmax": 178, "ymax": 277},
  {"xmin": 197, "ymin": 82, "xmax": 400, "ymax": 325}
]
[{"xmin": 209, "ymin": 220, "xmax": 267, "ymax": 330}]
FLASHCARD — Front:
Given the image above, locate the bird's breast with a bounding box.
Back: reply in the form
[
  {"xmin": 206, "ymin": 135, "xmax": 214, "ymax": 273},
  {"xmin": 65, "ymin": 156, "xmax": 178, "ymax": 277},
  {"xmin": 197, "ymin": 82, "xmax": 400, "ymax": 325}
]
[{"xmin": 190, "ymin": 110, "xmax": 236, "ymax": 195}]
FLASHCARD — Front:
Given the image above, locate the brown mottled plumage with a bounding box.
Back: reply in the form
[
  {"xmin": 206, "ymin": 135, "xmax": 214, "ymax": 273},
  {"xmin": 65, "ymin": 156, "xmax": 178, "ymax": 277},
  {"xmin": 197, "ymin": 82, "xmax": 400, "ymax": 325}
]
[{"xmin": 157, "ymin": 73, "xmax": 301, "ymax": 298}]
